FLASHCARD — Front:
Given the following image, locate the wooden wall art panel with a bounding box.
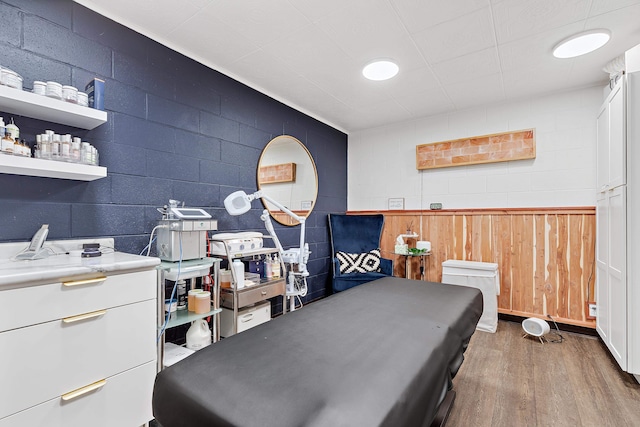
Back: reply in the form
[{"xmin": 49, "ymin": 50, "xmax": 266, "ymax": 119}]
[
  {"xmin": 258, "ymin": 162, "xmax": 296, "ymax": 184},
  {"xmin": 351, "ymin": 208, "xmax": 595, "ymax": 328},
  {"xmin": 416, "ymin": 129, "xmax": 535, "ymax": 170}
]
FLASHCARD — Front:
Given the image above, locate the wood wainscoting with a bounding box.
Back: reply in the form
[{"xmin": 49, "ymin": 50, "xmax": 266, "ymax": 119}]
[{"xmin": 349, "ymin": 208, "xmax": 596, "ymax": 328}]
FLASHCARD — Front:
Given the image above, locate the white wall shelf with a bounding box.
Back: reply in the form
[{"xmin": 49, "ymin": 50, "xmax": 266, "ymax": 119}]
[
  {"xmin": 0, "ymin": 154, "xmax": 106, "ymax": 181},
  {"xmin": 0, "ymin": 85, "xmax": 107, "ymax": 130}
]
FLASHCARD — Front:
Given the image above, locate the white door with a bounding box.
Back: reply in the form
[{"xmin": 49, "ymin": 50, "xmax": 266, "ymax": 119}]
[
  {"xmin": 608, "ymin": 80, "xmax": 626, "ymax": 189},
  {"xmin": 596, "ymin": 102, "xmax": 609, "ymax": 192},
  {"xmin": 608, "ymin": 186, "xmax": 627, "ymax": 369},
  {"xmin": 596, "ymin": 191, "xmax": 609, "ymax": 341}
]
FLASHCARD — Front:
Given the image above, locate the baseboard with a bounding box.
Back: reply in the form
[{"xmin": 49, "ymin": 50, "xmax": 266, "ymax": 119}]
[{"xmin": 498, "ymin": 313, "xmax": 598, "ymax": 337}]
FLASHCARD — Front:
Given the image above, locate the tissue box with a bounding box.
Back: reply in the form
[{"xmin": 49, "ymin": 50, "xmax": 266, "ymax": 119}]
[
  {"xmin": 85, "ymin": 78, "xmax": 105, "ymax": 110},
  {"xmin": 394, "ymin": 244, "xmax": 408, "ymax": 255}
]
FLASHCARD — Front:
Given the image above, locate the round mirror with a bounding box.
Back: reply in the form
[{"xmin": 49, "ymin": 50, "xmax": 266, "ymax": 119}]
[{"xmin": 257, "ymin": 135, "xmax": 318, "ymax": 226}]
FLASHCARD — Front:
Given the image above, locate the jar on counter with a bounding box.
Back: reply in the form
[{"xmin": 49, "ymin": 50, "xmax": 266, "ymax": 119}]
[
  {"xmin": 62, "ymin": 85, "xmax": 78, "ymax": 103},
  {"xmin": 45, "ymin": 81, "xmax": 63, "ymax": 100},
  {"xmin": 32, "ymin": 81, "xmax": 46, "ymax": 96}
]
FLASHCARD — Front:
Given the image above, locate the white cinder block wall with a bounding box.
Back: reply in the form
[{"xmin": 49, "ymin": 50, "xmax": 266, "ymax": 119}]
[{"xmin": 348, "ymin": 86, "xmax": 603, "ymax": 211}]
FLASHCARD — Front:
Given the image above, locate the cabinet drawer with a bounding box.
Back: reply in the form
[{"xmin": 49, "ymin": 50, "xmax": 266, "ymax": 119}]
[
  {"xmin": 0, "ymin": 269, "xmax": 156, "ymax": 332},
  {"xmin": 0, "ymin": 299, "xmax": 156, "ymax": 419},
  {"xmin": 221, "ymin": 279, "xmax": 285, "ymax": 308},
  {"xmin": 220, "ymin": 301, "xmax": 271, "ymax": 337},
  {"xmin": 0, "ymin": 361, "xmax": 156, "ymax": 427}
]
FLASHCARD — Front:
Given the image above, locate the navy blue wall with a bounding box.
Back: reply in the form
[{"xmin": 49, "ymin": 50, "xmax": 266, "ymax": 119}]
[{"xmin": 0, "ymin": 0, "xmax": 348, "ymax": 302}]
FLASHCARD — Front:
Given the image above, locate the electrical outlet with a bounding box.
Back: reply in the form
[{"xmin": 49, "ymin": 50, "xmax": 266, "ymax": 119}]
[{"xmin": 585, "ymin": 302, "xmax": 597, "ymax": 319}]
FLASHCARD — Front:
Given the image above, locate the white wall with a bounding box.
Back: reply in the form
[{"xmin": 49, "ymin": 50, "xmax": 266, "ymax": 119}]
[{"xmin": 348, "ymin": 86, "xmax": 603, "ymax": 210}]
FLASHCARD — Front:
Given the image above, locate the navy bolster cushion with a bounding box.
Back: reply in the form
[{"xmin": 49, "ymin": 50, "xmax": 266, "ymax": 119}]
[{"xmin": 336, "ymin": 249, "xmax": 381, "ymax": 273}]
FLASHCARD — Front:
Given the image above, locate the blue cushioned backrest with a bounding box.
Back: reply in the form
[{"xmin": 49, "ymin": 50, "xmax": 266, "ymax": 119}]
[{"xmin": 328, "ymin": 214, "xmax": 384, "ymax": 256}]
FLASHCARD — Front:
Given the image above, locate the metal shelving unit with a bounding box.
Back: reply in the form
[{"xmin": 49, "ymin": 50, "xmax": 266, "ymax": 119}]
[
  {"xmin": 211, "ymin": 236, "xmax": 286, "ymax": 336},
  {"xmin": 157, "ymin": 257, "xmax": 221, "ymax": 370}
]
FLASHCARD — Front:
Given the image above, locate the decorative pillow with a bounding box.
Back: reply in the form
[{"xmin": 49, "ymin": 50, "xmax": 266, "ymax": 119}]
[{"xmin": 336, "ymin": 249, "xmax": 381, "ymax": 274}]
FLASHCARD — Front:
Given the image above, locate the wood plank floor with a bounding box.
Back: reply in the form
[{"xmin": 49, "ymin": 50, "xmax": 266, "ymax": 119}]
[{"xmin": 447, "ymin": 321, "xmax": 640, "ymax": 427}]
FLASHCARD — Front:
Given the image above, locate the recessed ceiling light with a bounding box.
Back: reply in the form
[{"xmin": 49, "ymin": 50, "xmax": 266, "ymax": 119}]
[
  {"xmin": 362, "ymin": 60, "xmax": 399, "ymax": 81},
  {"xmin": 553, "ymin": 29, "xmax": 611, "ymax": 59}
]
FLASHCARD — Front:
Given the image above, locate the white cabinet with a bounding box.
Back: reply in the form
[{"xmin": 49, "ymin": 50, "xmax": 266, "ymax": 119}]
[
  {"xmin": 596, "ymin": 43, "xmax": 640, "ymax": 379},
  {"xmin": 0, "ymin": 267, "xmax": 157, "ymax": 425}
]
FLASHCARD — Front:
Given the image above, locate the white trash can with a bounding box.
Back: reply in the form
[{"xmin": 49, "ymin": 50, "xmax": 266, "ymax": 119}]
[{"xmin": 442, "ymin": 260, "xmax": 500, "ymax": 333}]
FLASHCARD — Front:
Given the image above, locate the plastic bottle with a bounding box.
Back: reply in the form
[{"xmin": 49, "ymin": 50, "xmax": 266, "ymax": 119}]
[
  {"xmin": 0, "ymin": 117, "xmax": 5, "ymax": 138},
  {"xmin": 51, "ymin": 134, "xmax": 60, "ymax": 159},
  {"xmin": 39, "ymin": 134, "xmax": 50, "ymax": 159},
  {"xmin": 61, "ymin": 134, "xmax": 71, "ymax": 160},
  {"xmin": 176, "ymin": 280, "xmax": 187, "ymax": 310},
  {"xmin": 233, "ymin": 259, "xmax": 245, "ymax": 289},
  {"xmin": 265, "ymin": 254, "xmax": 273, "ymax": 279},
  {"xmin": 5, "ymin": 118, "xmax": 18, "ymax": 141},
  {"xmin": 272, "ymin": 254, "xmax": 280, "ymax": 279},
  {"xmin": 1, "ymin": 132, "xmax": 13, "ymax": 154},
  {"xmin": 13, "ymin": 137, "xmax": 21, "ymax": 156}
]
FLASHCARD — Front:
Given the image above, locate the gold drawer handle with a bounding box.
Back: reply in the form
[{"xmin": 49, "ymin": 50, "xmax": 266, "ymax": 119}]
[
  {"xmin": 63, "ymin": 276, "xmax": 107, "ymax": 287},
  {"xmin": 62, "ymin": 309, "xmax": 107, "ymax": 324},
  {"xmin": 61, "ymin": 379, "xmax": 106, "ymax": 401}
]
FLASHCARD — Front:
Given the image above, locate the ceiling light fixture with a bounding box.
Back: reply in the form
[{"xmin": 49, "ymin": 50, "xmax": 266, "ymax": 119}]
[
  {"xmin": 552, "ymin": 29, "xmax": 611, "ymax": 59},
  {"xmin": 362, "ymin": 60, "xmax": 399, "ymax": 81}
]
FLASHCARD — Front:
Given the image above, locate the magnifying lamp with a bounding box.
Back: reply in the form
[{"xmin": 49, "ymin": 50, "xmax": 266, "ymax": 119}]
[{"xmin": 224, "ymin": 190, "xmax": 310, "ymax": 311}]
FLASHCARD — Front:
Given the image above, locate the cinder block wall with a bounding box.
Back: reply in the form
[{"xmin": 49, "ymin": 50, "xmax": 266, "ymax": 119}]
[{"xmin": 0, "ymin": 0, "xmax": 347, "ymax": 302}]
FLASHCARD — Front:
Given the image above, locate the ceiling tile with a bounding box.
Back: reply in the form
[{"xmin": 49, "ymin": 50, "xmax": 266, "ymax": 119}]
[
  {"xmin": 589, "ymin": 0, "xmax": 640, "ymax": 16},
  {"xmin": 492, "ymin": 0, "xmax": 591, "ymax": 44},
  {"xmin": 390, "ymin": 0, "xmax": 490, "ymax": 34},
  {"xmin": 497, "ymin": 22, "xmax": 584, "ymax": 71},
  {"xmin": 394, "ymin": 87, "xmax": 455, "ymax": 118},
  {"xmin": 502, "ymin": 63, "xmax": 573, "ymax": 99},
  {"xmin": 432, "ymin": 48, "xmax": 501, "ymax": 85},
  {"xmin": 413, "ymin": 7, "xmax": 496, "ymax": 63},
  {"xmin": 198, "ymin": 0, "xmax": 310, "ymax": 48},
  {"xmin": 164, "ymin": 13, "xmax": 259, "ymax": 67},
  {"xmin": 76, "ymin": 0, "xmax": 203, "ymax": 39},
  {"xmin": 444, "ymin": 73, "xmax": 505, "ymax": 109},
  {"xmin": 384, "ymin": 66, "xmax": 442, "ymax": 97},
  {"xmin": 285, "ymin": 0, "xmax": 351, "ymax": 23}
]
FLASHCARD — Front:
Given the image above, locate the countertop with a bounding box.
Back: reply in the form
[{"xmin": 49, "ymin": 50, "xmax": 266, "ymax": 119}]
[{"xmin": 0, "ymin": 250, "xmax": 160, "ymax": 289}]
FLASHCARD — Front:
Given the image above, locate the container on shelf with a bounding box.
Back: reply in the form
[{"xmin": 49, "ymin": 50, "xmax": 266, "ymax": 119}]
[
  {"xmin": 0, "ymin": 68, "xmax": 23, "ymax": 90},
  {"xmin": 77, "ymin": 91, "xmax": 88, "ymax": 107},
  {"xmin": 45, "ymin": 81, "xmax": 63, "ymax": 100},
  {"xmin": 194, "ymin": 291, "xmax": 211, "ymax": 314},
  {"xmin": 32, "ymin": 81, "xmax": 46, "ymax": 96},
  {"xmin": 62, "ymin": 85, "xmax": 78, "ymax": 103},
  {"xmin": 220, "ymin": 269, "xmax": 231, "ymax": 289}
]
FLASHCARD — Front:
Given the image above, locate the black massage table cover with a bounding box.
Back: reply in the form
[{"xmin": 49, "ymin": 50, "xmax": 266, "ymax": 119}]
[{"xmin": 153, "ymin": 277, "xmax": 483, "ymax": 427}]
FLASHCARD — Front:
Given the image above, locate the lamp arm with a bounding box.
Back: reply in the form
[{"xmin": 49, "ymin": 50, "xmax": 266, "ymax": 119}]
[
  {"xmin": 253, "ymin": 191, "xmax": 304, "ymax": 223},
  {"xmin": 260, "ymin": 209, "xmax": 285, "ymax": 257},
  {"xmin": 253, "ymin": 190, "xmax": 308, "ymax": 271}
]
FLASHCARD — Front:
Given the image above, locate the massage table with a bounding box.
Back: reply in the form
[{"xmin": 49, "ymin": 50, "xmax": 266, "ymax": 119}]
[{"xmin": 153, "ymin": 277, "xmax": 483, "ymax": 426}]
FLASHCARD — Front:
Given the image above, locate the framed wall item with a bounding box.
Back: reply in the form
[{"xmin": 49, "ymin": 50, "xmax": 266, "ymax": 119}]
[
  {"xmin": 258, "ymin": 162, "xmax": 296, "ymax": 184},
  {"xmin": 416, "ymin": 129, "xmax": 535, "ymax": 170},
  {"xmin": 388, "ymin": 198, "xmax": 405, "ymax": 210}
]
